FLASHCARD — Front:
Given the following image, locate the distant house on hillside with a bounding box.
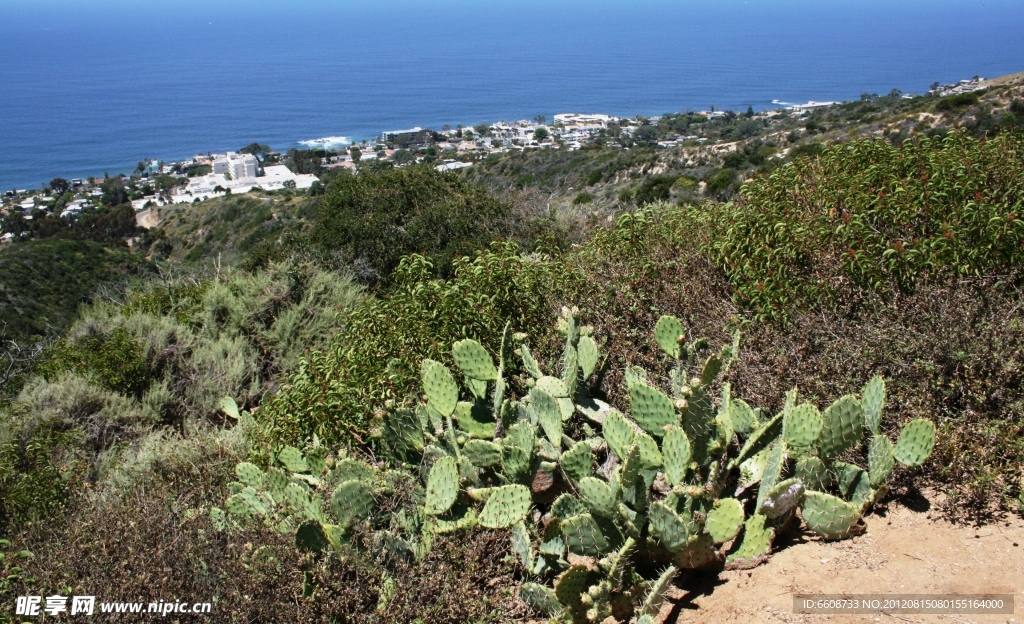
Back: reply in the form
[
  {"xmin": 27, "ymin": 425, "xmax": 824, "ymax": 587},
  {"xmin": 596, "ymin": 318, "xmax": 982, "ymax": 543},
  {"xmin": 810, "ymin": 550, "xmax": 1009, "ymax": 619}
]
[
  {"xmin": 212, "ymin": 152, "xmax": 258, "ymax": 179},
  {"xmin": 381, "ymin": 127, "xmax": 436, "ymax": 150}
]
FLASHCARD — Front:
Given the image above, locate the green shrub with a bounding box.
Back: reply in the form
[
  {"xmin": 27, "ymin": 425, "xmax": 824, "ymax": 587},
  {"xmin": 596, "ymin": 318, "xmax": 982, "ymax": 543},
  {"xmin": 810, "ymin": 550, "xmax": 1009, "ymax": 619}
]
[{"xmin": 935, "ymin": 92, "xmax": 980, "ymax": 112}]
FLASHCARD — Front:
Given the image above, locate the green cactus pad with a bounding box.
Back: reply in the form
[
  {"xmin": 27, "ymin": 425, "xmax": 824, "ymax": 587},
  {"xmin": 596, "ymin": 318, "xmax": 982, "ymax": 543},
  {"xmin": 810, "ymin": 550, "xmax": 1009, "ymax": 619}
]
[
  {"xmin": 536, "ymin": 375, "xmax": 569, "ymax": 398},
  {"xmin": 562, "ymin": 513, "xmax": 612, "ymax": 556},
  {"xmin": 554, "ymin": 565, "xmax": 593, "ymax": 607},
  {"xmin": 617, "ymin": 444, "xmax": 644, "ymax": 506},
  {"xmin": 674, "ymin": 533, "xmax": 717, "ymax": 569},
  {"xmin": 209, "ymin": 507, "xmax": 227, "ymax": 531},
  {"xmin": 629, "ymin": 383, "xmax": 679, "ymax": 437},
  {"xmin": 759, "ymin": 478, "xmax": 805, "ymax": 519},
  {"xmin": 700, "ymin": 354, "xmax": 723, "ymax": 386},
  {"xmin": 501, "ymin": 427, "xmax": 534, "ymax": 483},
  {"xmin": 519, "ymin": 344, "xmax": 543, "ymax": 379},
  {"xmin": 868, "ymin": 435, "xmax": 895, "ymax": 487},
  {"xmin": 559, "ymin": 441, "xmax": 593, "ymax": 483},
  {"xmin": 283, "ymin": 482, "xmax": 312, "ymax": 509},
  {"xmin": 225, "ymin": 493, "xmax": 254, "ymax": 516},
  {"xmin": 235, "ymin": 462, "xmax": 264, "ymax": 487},
  {"xmin": 728, "ymin": 398, "xmax": 759, "ymax": 434},
  {"xmin": 479, "ymin": 484, "xmax": 531, "ymax": 528},
  {"xmin": 561, "ymin": 344, "xmax": 579, "ymax": 398},
  {"xmin": 654, "ymin": 315, "xmax": 685, "ymax": 359},
  {"xmin": 648, "ymin": 501, "xmax": 692, "ymax": 551},
  {"xmin": 637, "ymin": 616, "xmax": 657, "ymax": 624},
  {"xmin": 330, "ymin": 479, "xmax": 374, "ymax": 528},
  {"xmin": 893, "ymin": 419, "xmax": 936, "ymax": 467},
  {"xmin": 784, "ymin": 403, "xmax": 823, "ymax": 449},
  {"xmin": 756, "ymin": 440, "xmax": 787, "ymax": 512},
  {"xmin": 332, "ymin": 458, "xmax": 373, "ymax": 484},
  {"xmin": 421, "ymin": 359, "xmax": 459, "ymax": 418},
  {"xmin": 726, "ymin": 514, "xmax": 774, "ymax": 567},
  {"xmin": 466, "ymin": 376, "xmax": 488, "ymax": 400},
  {"xmin": 511, "ymin": 521, "xmax": 534, "ymax": 570},
  {"xmin": 277, "ymin": 446, "xmax": 308, "ymax": 473},
  {"xmin": 624, "ymin": 365, "xmax": 649, "ymax": 389},
  {"xmin": 531, "ymin": 388, "xmax": 563, "ymax": 449},
  {"xmin": 258, "ymin": 467, "xmax": 284, "ymax": 491},
  {"xmin": 521, "ymin": 582, "xmax": 562, "ymax": 616},
  {"xmin": 794, "ymin": 456, "xmax": 829, "ymax": 491},
  {"xmin": 732, "ymin": 411, "xmax": 783, "ymax": 469},
  {"xmin": 861, "ymin": 375, "xmax": 886, "ymax": 434},
  {"xmin": 452, "ymin": 339, "xmax": 497, "ymax": 381},
  {"xmin": 453, "ymin": 401, "xmax": 496, "ymax": 439},
  {"xmin": 577, "ymin": 335, "xmax": 600, "ymax": 379},
  {"xmin": 641, "ymin": 565, "xmax": 678, "ymax": 616},
  {"xmin": 432, "ymin": 505, "xmax": 479, "ymax": 533},
  {"xmin": 705, "ymin": 498, "xmax": 745, "ymax": 543},
  {"xmin": 634, "ymin": 431, "xmax": 664, "ymax": 469},
  {"xmin": 578, "ymin": 477, "xmax": 618, "ymax": 518},
  {"xmin": 602, "ymin": 410, "xmax": 635, "ymax": 460},
  {"xmin": 816, "ymin": 395, "xmax": 864, "ymax": 459},
  {"xmin": 425, "ymin": 456, "xmax": 459, "ymax": 515},
  {"xmin": 661, "ymin": 426, "xmax": 692, "ymax": 486},
  {"xmin": 551, "ymin": 493, "xmax": 588, "ymax": 520},
  {"xmin": 384, "ymin": 407, "xmax": 425, "ymax": 460},
  {"xmin": 462, "ymin": 439, "xmax": 502, "ymax": 467},
  {"xmin": 557, "ymin": 397, "xmax": 575, "ymax": 421},
  {"xmin": 295, "ymin": 522, "xmax": 329, "ymax": 553},
  {"xmin": 802, "ymin": 491, "xmax": 862, "ymax": 540}
]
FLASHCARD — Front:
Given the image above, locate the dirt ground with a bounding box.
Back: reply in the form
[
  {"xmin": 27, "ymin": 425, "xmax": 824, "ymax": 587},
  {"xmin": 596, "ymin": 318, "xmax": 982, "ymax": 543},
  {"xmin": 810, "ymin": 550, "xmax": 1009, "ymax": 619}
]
[{"xmin": 657, "ymin": 492, "xmax": 1024, "ymax": 624}]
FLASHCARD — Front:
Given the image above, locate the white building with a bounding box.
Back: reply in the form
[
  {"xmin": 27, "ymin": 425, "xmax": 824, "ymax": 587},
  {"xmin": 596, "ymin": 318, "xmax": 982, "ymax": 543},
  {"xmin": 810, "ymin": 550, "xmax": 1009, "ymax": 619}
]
[{"xmin": 212, "ymin": 152, "xmax": 259, "ymax": 179}]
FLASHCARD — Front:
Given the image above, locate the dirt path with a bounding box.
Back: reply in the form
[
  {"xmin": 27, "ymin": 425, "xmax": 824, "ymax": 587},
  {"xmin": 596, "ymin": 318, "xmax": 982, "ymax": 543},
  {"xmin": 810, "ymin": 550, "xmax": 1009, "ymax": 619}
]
[{"xmin": 657, "ymin": 494, "xmax": 1024, "ymax": 624}]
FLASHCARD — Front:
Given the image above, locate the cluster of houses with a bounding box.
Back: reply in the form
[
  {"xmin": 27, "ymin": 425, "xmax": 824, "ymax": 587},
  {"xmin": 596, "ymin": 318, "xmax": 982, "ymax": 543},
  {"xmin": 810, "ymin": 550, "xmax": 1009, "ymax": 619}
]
[{"xmin": 927, "ymin": 76, "xmax": 988, "ymax": 98}]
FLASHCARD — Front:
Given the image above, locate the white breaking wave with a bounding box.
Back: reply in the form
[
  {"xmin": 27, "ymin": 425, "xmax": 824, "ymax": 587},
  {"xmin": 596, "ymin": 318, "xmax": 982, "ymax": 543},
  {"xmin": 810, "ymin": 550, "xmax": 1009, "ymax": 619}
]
[{"xmin": 299, "ymin": 135, "xmax": 350, "ymax": 149}]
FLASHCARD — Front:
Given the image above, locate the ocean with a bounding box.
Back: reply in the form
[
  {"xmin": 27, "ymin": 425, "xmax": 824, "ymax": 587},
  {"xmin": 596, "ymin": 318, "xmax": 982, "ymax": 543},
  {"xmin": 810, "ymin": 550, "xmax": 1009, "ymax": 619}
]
[{"xmin": 1, "ymin": 0, "xmax": 1023, "ymax": 190}]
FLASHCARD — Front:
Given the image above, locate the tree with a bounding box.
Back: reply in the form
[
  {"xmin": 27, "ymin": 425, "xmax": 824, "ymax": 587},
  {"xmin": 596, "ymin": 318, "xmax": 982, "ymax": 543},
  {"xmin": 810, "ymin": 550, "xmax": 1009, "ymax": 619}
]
[
  {"xmin": 474, "ymin": 123, "xmax": 490, "ymax": 137},
  {"xmin": 534, "ymin": 115, "xmax": 546, "ymax": 125},
  {"xmin": 50, "ymin": 178, "xmax": 70, "ymax": 194},
  {"xmin": 239, "ymin": 143, "xmax": 272, "ymax": 161},
  {"xmin": 745, "ymin": 105, "xmax": 754, "ymax": 118},
  {"xmin": 534, "ymin": 127, "xmax": 549, "ymax": 142},
  {"xmin": 100, "ymin": 177, "xmax": 129, "ymax": 206},
  {"xmin": 350, "ymin": 146, "xmax": 362, "ymax": 163}
]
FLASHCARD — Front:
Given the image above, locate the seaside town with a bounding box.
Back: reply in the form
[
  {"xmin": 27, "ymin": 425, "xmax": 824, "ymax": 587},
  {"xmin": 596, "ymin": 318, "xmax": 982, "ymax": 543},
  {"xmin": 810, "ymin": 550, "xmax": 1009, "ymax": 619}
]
[{"xmin": 0, "ymin": 76, "xmax": 990, "ymax": 241}]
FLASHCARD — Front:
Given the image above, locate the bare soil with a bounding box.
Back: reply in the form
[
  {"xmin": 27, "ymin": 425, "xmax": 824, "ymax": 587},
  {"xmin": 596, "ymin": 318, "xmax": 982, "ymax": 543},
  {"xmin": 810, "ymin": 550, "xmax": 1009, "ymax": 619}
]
[{"xmin": 657, "ymin": 493, "xmax": 1024, "ymax": 624}]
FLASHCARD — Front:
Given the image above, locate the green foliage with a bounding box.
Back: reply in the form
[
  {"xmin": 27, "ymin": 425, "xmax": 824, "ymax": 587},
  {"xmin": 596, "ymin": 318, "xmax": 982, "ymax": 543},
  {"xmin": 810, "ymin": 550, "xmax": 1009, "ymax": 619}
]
[
  {"xmin": 714, "ymin": 132, "xmax": 1024, "ymax": 319},
  {"xmin": 935, "ymin": 92, "xmax": 980, "ymax": 112}
]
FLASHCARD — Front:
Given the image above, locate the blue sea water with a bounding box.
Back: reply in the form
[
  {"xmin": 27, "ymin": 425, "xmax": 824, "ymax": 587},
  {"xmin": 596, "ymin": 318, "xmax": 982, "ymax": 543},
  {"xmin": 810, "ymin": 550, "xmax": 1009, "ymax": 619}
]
[{"xmin": 1, "ymin": 0, "xmax": 1023, "ymax": 190}]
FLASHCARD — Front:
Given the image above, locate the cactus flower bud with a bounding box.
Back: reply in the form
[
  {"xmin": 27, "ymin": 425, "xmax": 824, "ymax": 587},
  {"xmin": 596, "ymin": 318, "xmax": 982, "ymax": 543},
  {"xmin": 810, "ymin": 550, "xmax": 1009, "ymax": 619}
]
[{"xmin": 674, "ymin": 399, "xmax": 688, "ymax": 411}]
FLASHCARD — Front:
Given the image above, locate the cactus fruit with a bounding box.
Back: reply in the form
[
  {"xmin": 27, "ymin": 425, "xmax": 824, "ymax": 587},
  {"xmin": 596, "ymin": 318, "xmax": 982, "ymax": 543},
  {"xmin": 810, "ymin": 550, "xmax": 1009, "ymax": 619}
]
[
  {"xmin": 462, "ymin": 439, "xmax": 502, "ymax": 467},
  {"xmin": 641, "ymin": 565, "xmax": 678, "ymax": 616},
  {"xmin": 629, "ymin": 383, "xmax": 679, "ymax": 437},
  {"xmin": 425, "ymin": 456, "xmax": 459, "ymax": 516},
  {"xmin": 277, "ymin": 446, "xmax": 308, "ymax": 473},
  {"xmin": 705, "ymin": 498, "xmax": 745, "ymax": 543},
  {"xmin": 603, "ymin": 410, "xmax": 635, "ymax": 460},
  {"xmin": 578, "ymin": 335, "xmax": 600, "ymax": 379},
  {"xmin": 783, "ymin": 403, "xmax": 823, "ymax": 449},
  {"xmin": 759, "ymin": 478, "xmax": 804, "ymax": 519},
  {"xmin": 661, "ymin": 426, "xmax": 692, "ymax": 487},
  {"xmin": 893, "ymin": 419, "xmax": 936, "ymax": 467},
  {"xmin": 794, "ymin": 456, "xmax": 830, "ymax": 491},
  {"xmin": 862, "ymin": 376, "xmax": 886, "ymax": 434},
  {"xmin": 559, "ymin": 440, "xmax": 593, "ymax": 483},
  {"xmin": 562, "ymin": 513, "xmax": 612, "ymax": 556},
  {"xmin": 479, "ymin": 484, "xmax": 531, "ymax": 528},
  {"xmin": 532, "ymin": 388, "xmax": 563, "ymax": 449},
  {"xmin": 452, "ymin": 339, "xmax": 497, "ymax": 381},
  {"xmin": 521, "ymin": 582, "xmax": 562, "ymax": 616},
  {"xmin": 579, "ymin": 477, "xmax": 618, "ymax": 519},
  {"xmin": 816, "ymin": 395, "xmax": 864, "ymax": 459},
  {"xmin": 867, "ymin": 436, "xmax": 895, "ymax": 487},
  {"xmin": 654, "ymin": 315, "xmax": 685, "ymax": 359},
  {"xmin": 802, "ymin": 491, "xmax": 861, "ymax": 540},
  {"xmin": 421, "ymin": 359, "xmax": 459, "ymax": 417},
  {"xmin": 726, "ymin": 514, "xmax": 774, "ymax": 567}
]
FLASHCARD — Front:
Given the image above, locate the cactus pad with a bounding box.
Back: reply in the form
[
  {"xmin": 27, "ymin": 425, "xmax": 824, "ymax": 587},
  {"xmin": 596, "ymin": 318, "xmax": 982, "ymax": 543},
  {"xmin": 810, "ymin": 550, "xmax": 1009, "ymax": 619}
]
[
  {"xmin": 295, "ymin": 522, "xmax": 329, "ymax": 553},
  {"xmin": 705, "ymin": 498, "xmax": 745, "ymax": 543},
  {"xmin": 209, "ymin": 507, "xmax": 227, "ymax": 531},
  {"xmin": 795, "ymin": 456, "xmax": 830, "ymax": 491},
  {"xmin": 501, "ymin": 422, "xmax": 535, "ymax": 482},
  {"xmin": 634, "ymin": 431, "xmax": 664, "ymax": 470},
  {"xmin": 521, "ymin": 582, "xmax": 562, "ymax": 616},
  {"xmin": 726, "ymin": 514, "xmax": 774, "ymax": 567},
  {"xmin": 332, "ymin": 458, "xmax": 373, "ymax": 484},
  {"xmin": 425, "ymin": 456, "xmax": 459, "ymax": 515},
  {"xmin": 654, "ymin": 315, "xmax": 685, "ymax": 359},
  {"xmin": 277, "ymin": 446, "xmax": 308, "ymax": 473},
  {"xmin": 562, "ymin": 513, "xmax": 613, "ymax": 556},
  {"xmin": 519, "ymin": 344, "xmax": 543, "ymax": 378},
  {"xmin": 700, "ymin": 354, "xmax": 722, "ymax": 385},
  {"xmin": 756, "ymin": 440, "xmax": 786, "ymax": 512},
  {"xmin": 816, "ymin": 395, "xmax": 864, "ymax": 459},
  {"xmin": 531, "ymin": 388, "xmax": 563, "ymax": 449},
  {"xmin": 235, "ymin": 462, "xmax": 264, "ymax": 487},
  {"xmin": 784, "ymin": 403, "xmax": 823, "ymax": 449},
  {"xmin": 728, "ymin": 398, "xmax": 758, "ymax": 435},
  {"xmin": 577, "ymin": 335, "xmax": 599, "ymax": 379},
  {"xmin": 674, "ymin": 533, "xmax": 717, "ymax": 569},
  {"xmin": 759, "ymin": 478, "xmax": 805, "ymax": 519},
  {"xmin": 861, "ymin": 376, "xmax": 886, "ymax": 434},
  {"xmin": 466, "ymin": 376, "xmax": 488, "ymax": 400},
  {"xmin": 629, "ymin": 383, "xmax": 679, "ymax": 437},
  {"xmin": 462, "ymin": 439, "xmax": 502, "ymax": 467},
  {"xmin": 330, "ymin": 479, "xmax": 375, "ymax": 528},
  {"xmin": 732, "ymin": 412, "xmax": 783, "ymax": 469},
  {"xmin": 893, "ymin": 419, "xmax": 935, "ymax": 467},
  {"xmin": 649, "ymin": 501, "xmax": 692, "ymax": 551},
  {"xmin": 536, "ymin": 375, "xmax": 569, "ymax": 398},
  {"xmin": 511, "ymin": 521, "xmax": 534, "ymax": 570},
  {"xmin": 479, "ymin": 484, "xmax": 531, "ymax": 528},
  {"xmin": 432, "ymin": 505, "xmax": 478, "ymax": 533},
  {"xmin": 551, "ymin": 493, "xmax": 588, "ymax": 520},
  {"xmin": 868, "ymin": 435, "xmax": 895, "ymax": 487},
  {"xmin": 421, "ymin": 359, "xmax": 458, "ymax": 417},
  {"xmin": 561, "ymin": 344, "xmax": 579, "ymax": 398},
  {"xmin": 578, "ymin": 477, "xmax": 618, "ymax": 518},
  {"xmin": 602, "ymin": 410, "xmax": 635, "ymax": 460},
  {"xmin": 452, "ymin": 339, "xmax": 497, "ymax": 381},
  {"xmin": 641, "ymin": 565, "xmax": 678, "ymax": 616},
  {"xmin": 624, "ymin": 365, "xmax": 649, "ymax": 389},
  {"xmin": 559, "ymin": 440, "xmax": 593, "ymax": 482},
  {"xmin": 661, "ymin": 426, "xmax": 692, "ymax": 486},
  {"xmin": 554, "ymin": 565, "xmax": 593, "ymax": 607},
  {"xmin": 802, "ymin": 491, "xmax": 862, "ymax": 540},
  {"xmin": 453, "ymin": 401, "xmax": 495, "ymax": 439}
]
